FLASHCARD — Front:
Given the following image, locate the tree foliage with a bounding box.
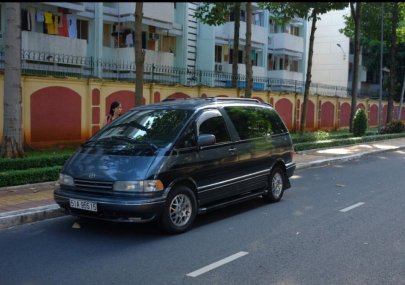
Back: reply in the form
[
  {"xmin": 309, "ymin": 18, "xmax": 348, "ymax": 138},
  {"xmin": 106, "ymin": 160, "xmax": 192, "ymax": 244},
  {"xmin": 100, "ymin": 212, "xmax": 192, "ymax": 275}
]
[
  {"xmin": 341, "ymin": 3, "xmax": 405, "ymax": 101},
  {"xmin": 260, "ymin": 2, "xmax": 348, "ymax": 135},
  {"xmin": 195, "ymin": 2, "xmax": 234, "ymax": 25}
]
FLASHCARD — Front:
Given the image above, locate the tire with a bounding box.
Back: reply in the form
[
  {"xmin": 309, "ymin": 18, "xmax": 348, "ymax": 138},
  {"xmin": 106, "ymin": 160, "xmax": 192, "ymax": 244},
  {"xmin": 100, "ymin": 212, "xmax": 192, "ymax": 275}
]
[
  {"xmin": 264, "ymin": 166, "xmax": 285, "ymax": 203},
  {"xmin": 159, "ymin": 185, "xmax": 197, "ymax": 234}
]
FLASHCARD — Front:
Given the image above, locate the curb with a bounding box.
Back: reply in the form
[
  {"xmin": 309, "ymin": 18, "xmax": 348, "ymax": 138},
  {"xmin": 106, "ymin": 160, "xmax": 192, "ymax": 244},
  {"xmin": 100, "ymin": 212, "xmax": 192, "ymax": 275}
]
[
  {"xmin": 295, "ymin": 145, "xmax": 405, "ymax": 170},
  {"xmin": 0, "ymin": 204, "xmax": 64, "ymax": 230}
]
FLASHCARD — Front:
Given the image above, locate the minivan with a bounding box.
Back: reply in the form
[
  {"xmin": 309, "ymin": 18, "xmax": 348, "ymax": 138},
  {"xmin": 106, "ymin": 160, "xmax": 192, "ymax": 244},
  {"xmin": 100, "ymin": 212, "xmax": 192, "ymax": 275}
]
[{"xmin": 54, "ymin": 97, "xmax": 295, "ymax": 234}]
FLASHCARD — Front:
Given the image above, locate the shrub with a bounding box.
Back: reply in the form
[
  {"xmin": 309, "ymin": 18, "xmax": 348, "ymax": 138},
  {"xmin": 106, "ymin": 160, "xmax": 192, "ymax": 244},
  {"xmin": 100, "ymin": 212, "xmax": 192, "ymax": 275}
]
[
  {"xmin": 0, "ymin": 166, "xmax": 62, "ymax": 187},
  {"xmin": 0, "ymin": 154, "xmax": 71, "ymax": 172},
  {"xmin": 352, "ymin": 108, "xmax": 368, "ymax": 137},
  {"xmin": 379, "ymin": 120, "xmax": 405, "ymax": 134}
]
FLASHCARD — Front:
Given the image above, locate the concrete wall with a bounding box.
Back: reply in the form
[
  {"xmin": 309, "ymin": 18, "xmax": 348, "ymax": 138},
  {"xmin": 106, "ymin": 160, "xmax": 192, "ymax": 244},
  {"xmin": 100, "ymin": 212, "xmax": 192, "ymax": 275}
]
[
  {"xmin": 0, "ymin": 75, "xmax": 402, "ymax": 149},
  {"xmin": 309, "ymin": 7, "xmax": 350, "ymax": 88}
]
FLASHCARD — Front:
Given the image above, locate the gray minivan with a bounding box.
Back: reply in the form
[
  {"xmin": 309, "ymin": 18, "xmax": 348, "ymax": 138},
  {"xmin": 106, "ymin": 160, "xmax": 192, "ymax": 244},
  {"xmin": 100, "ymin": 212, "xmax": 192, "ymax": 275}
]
[{"xmin": 54, "ymin": 97, "xmax": 295, "ymax": 234}]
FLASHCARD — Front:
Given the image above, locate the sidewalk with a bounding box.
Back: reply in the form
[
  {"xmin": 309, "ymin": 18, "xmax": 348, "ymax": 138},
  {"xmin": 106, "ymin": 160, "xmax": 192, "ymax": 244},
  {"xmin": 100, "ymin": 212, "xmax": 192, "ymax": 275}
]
[{"xmin": 1, "ymin": 137, "xmax": 405, "ymax": 230}]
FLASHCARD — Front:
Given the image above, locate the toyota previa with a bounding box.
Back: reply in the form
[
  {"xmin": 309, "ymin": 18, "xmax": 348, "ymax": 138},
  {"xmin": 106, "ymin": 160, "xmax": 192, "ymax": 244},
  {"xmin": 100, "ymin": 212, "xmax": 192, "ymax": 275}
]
[{"xmin": 54, "ymin": 97, "xmax": 295, "ymax": 234}]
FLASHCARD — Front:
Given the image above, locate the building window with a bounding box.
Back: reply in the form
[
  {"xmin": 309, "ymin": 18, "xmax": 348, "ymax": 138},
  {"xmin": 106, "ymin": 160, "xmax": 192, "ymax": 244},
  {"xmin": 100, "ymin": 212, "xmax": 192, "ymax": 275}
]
[
  {"xmin": 215, "ymin": 45, "xmax": 222, "ymax": 63},
  {"xmin": 291, "ymin": 26, "xmax": 300, "ymax": 36},
  {"xmin": 103, "ymin": 23, "xmax": 112, "ymax": 47},
  {"xmin": 268, "ymin": 54, "xmax": 274, "ymax": 70},
  {"xmin": 160, "ymin": 35, "xmax": 176, "ymax": 54},
  {"xmin": 291, "ymin": 60, "xmax": 299, "ymax": 72},
  {"xmin": 77, "ymin": 19, "xmax": 88, "ymax": 41},
  {"xmin": 229, "ymin": 49, "xmax": 243, "ymax": 64}
]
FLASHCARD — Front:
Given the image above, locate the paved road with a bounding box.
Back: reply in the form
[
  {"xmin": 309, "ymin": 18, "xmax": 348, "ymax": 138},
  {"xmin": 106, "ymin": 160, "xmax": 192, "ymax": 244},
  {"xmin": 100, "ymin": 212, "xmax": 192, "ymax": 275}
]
[{"xmin": 1, "ymin": 150, "xmax": 405, "ymax": 285}]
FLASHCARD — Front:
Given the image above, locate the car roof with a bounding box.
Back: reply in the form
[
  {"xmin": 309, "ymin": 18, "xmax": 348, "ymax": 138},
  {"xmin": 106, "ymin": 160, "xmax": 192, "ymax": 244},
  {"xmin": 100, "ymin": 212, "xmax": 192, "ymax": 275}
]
[{"xmin": 129, "ymin": 97, "xmax": 273, "ymax": 112}]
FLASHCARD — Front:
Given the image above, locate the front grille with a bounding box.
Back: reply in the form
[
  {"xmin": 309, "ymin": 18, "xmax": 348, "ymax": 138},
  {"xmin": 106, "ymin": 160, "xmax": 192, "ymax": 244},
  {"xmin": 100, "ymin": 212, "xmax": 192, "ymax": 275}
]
[{"xmin": 74, "ymin": 179, "xmax": 114, "ymax": 192}]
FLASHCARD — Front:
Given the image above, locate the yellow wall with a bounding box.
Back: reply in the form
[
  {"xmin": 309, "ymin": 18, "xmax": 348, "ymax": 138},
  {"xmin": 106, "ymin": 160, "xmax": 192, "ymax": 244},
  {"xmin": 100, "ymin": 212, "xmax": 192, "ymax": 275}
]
[{"xmin": 0, "ymin": 75, "xmax": 394, "ymax": 147}]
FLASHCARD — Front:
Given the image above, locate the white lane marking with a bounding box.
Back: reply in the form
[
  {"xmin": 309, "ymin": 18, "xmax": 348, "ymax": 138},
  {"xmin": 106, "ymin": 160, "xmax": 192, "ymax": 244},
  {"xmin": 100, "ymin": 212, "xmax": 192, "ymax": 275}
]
[
  {"xmin": 186, "ymin": 251, "xmax": 249, "ymax": 277},
  {"xmin": 339, "ymin": 202, "xmax": 365, "ymax": 213}
]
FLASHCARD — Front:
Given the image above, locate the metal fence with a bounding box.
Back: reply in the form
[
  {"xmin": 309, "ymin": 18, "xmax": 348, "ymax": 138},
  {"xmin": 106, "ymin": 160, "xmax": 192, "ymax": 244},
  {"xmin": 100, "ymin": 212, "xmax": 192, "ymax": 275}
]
[{"xmin": 0, "ymin": 48, "xmax": 360, "ymax": 98}]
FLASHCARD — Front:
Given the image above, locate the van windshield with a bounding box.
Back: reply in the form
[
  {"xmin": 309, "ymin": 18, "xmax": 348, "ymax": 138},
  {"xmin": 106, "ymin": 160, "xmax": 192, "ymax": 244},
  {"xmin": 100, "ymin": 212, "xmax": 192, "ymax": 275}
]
[{"xmin": 89, "ymin": 108, "xmax": 193, "ymax": 149}]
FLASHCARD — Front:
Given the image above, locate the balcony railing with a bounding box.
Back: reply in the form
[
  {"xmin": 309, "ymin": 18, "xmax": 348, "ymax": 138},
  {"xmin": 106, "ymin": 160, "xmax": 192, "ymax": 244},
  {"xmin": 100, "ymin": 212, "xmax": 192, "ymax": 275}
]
[{"xmin": 0, "ymin": 48, "xmax": 359, "ymax": 98}]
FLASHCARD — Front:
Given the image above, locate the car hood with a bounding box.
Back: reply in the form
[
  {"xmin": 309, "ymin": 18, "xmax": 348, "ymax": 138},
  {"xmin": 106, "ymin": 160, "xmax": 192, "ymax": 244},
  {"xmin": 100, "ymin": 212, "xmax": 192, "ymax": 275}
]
[{"xmin": 62, "ymin": 146, "xmax": 158, "ymax": 181}]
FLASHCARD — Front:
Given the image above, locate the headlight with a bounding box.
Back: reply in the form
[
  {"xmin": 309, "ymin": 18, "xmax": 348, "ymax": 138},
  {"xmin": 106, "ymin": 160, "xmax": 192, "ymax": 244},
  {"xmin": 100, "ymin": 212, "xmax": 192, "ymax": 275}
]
[
  {"xmin": 113, "ymin": 180, "xmax": 164, "ymax": 192},
  {"xmin": 59, "ymin": 174, "xmax": 74, "ymax": 186}
]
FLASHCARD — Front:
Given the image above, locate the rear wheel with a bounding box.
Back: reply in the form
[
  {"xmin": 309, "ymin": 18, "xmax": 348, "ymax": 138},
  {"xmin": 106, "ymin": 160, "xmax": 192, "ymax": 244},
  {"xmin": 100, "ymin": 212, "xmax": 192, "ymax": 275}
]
[
  {"xmin": 264, "ymin": 166, "xmax": 285, "ymax": 203},
  {"xmin": 159, "ymin": 185, "xmax": 197, "ymax": 234}
]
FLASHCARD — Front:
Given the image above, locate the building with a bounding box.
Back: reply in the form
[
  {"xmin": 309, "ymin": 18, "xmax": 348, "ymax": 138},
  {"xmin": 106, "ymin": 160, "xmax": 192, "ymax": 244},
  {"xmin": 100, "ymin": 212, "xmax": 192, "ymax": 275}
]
[{"xmin": 0, "ymin": 2, "xmax": 311, "ymax": 92}]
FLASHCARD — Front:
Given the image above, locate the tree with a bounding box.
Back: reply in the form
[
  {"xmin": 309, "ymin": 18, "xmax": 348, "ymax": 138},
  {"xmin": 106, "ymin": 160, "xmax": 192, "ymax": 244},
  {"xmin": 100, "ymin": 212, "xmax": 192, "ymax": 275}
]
[
  {"xmin": 244, "ymin": 2, "xmax": 253, "ymax": 98},
  {"xmin": 134, "ymin": 2, "xmax": 144, "ymax": 107},
  {"xmin": 349, "ymin": 2, "xmax": 361, "ymax": 133},
  {"xmin": 341, "ymin": 3, "xmax": 405, "ymax": 117},
  {"xmin": 1, "ymin": 2, "xmax": 24, "ymax": 158},
  {"xmin": 261, "ymin": 2, "xmax": 348, "ymax": 135},
  {"xmin": 195, "ymin": 3, "xmax": 240, "ymax": 88},
  {"xmin": 387, "ymin": 2, "xmax": 399, "ymax": 123}
]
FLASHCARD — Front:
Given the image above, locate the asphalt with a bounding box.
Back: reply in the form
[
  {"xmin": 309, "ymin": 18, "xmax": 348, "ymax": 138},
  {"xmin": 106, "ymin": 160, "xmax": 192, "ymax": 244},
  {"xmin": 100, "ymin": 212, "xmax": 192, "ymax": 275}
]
[{"xmin": 1, "ymin": 137, "xmax": 405, "ymax": 230}]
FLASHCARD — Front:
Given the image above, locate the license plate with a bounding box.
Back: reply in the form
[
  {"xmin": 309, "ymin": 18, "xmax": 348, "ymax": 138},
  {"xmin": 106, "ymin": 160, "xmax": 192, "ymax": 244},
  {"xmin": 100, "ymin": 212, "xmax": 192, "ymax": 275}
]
[{"xmin": 69, "ymin": 199, "xmax": 97, "ymax": 212}]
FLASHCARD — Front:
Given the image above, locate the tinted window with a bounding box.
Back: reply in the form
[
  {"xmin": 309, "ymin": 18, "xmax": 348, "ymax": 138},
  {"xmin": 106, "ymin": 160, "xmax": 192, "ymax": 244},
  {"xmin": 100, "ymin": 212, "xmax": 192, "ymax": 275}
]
[
  {"xmin": 199, "ymin": 116, "xmax": 231, "ymax": 143},
  {"xmin": 224, "ymin": 106, "xmax": 287, "ymax": 140}
]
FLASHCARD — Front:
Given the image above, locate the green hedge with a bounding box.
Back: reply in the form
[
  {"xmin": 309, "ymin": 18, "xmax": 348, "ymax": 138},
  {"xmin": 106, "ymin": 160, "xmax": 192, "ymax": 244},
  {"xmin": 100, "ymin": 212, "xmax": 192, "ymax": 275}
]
[
  {"xmin": 0, "ymin": 154, "xmax": 71, "ymax": 172},
  {"xmin": 294, "ymin": 132, "xmax": 405, "ymax": 152},
  {"xmin": 0, "ymin": 166, "xmax": 62, "ymax": 187}
]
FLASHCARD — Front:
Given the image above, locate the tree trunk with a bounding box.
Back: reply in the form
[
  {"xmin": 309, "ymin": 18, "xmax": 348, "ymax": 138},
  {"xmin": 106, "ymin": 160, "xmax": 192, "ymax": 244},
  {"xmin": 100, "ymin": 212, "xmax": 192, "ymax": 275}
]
[
  {"xmin": 1, "ymin": 2, "xmax": 24, "ymax": 158},
  {"xmin": 232, "ymin": 3, "xmax": 240, "ymax": 88},
  {"xmin": 299, "ymin": 10, "xmax": 317, "ymax": 135},
  {"xmin": 387, "ymin": 2, "xmax": 398, "ymax": 123},
  {"xmin": 244, "ymin": 2, "xmax": 253, "ymax": 98},
  {"xmin": 134, "ymin": 2, "xmax": 144, "ymax": 107},
  {"xmin": 349, "ymin": 2, "xmax": 361, "ymax": 133}
]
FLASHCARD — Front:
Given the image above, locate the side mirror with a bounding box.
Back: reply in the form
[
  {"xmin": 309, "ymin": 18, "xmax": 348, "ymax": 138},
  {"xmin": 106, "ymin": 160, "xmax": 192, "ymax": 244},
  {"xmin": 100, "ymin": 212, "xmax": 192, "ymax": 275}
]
[{"xmin": 197, "ymin": 134, "xmax": 216, "ymax": 147}]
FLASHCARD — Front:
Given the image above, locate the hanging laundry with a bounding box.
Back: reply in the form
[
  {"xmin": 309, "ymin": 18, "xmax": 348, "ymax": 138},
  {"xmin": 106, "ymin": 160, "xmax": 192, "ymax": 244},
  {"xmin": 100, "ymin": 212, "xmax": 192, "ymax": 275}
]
[
  {"xmin": 59, "ymin": 14, "xmax": 69, "ymax": 37},
  {"xmin": 57, "ymin": 13, "xmax": 63, "ymax": 28},
  {"xmin": 67, "ymin": 14, "xmax": 77, "ymax": 39},
  {"xmin": 125, "ymin": 32, "xmax": 134, "ymax": 47},
  {"xmin": 28, "ymin": 7, "xmax": 36, "ymax": 31},
  {"xmin": 44, "ymin": 11, "xmax": 53, "ymax": 24},
  {"xmin": 53, "ymin": 14, "xmax": 59, "ymax": 34},
  {"xmin": 36, "ymin": 9, "xmax": 45, "ymax": 23}
]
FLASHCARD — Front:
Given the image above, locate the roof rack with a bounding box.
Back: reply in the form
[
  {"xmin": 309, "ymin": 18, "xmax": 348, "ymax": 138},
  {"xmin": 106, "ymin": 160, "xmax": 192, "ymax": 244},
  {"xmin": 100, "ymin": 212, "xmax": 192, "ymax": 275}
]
[{"xmin": 161, "ymin": 97, "xmax": 262, "ymax": 104}]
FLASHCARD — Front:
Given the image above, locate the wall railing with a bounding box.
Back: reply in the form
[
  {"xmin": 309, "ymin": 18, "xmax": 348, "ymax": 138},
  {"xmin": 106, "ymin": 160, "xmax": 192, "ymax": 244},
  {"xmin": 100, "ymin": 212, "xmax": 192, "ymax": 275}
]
[{"xmin": 0, "ymin": 48, "xmax": 388, "ymax": 98}]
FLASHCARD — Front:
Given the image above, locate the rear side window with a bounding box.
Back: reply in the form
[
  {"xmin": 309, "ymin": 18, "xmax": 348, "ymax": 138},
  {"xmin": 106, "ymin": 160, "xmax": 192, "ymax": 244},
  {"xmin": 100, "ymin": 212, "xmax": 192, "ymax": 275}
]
[{"xmin": 224, "ymin": 106, "xmax": 287, "ymax": 140}]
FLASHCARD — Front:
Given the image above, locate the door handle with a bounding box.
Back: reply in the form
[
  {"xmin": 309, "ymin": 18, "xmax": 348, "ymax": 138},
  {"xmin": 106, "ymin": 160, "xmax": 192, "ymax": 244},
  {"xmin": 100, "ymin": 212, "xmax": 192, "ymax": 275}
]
[{"xmin": 228, "ymin": 147, "xmax": 237, "ymax": 154}]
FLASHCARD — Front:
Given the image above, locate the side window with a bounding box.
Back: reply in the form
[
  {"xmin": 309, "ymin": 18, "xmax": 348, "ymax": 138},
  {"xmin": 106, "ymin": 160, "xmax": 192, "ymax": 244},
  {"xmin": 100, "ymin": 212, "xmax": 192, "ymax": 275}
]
[
  {"xmin": 198, "ymin": 111, "xmax": 231, "ymax": 144},
  {"xmin": 199, "ymin": 116, "xmax": 231, "ymax": 143},
  {"xmin": 267, "ymin": 109, "xmax": 288, "ymax": 134},
  {"xmin": 224, "ymin": 106, "xmax": 287, "ymax": 140}
]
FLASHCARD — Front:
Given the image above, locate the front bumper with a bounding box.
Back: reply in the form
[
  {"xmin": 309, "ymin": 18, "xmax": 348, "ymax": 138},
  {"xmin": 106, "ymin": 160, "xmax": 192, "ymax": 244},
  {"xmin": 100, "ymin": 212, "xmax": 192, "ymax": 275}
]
[{"xmin": 54, "ymin": 187, "xmax": 166, "ymax": 223}]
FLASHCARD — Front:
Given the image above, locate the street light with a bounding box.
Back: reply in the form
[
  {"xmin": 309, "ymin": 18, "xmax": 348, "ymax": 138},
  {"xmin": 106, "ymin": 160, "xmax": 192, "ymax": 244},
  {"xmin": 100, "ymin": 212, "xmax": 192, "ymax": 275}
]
[{"xmin": 336, "ymin": 43, "xmax": 346, "ymax": 60}]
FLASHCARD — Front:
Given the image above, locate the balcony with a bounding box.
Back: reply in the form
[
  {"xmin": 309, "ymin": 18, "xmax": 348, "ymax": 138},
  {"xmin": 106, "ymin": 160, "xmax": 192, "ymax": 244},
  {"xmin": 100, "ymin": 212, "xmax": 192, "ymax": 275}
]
[
  {"xmin": 21, "ymin": 31, "xmax": 87, "ymax": 58},
  {"xmin": 270, "ymin": 33, "xmax": 304, "ymax": 53},
  {"xmin": 102, "ymin": 47, "xmax": 174, "ymax": 67},
  {"xmin": 215, "ymin": 22, "xmax": 268, "ymax": 45}
]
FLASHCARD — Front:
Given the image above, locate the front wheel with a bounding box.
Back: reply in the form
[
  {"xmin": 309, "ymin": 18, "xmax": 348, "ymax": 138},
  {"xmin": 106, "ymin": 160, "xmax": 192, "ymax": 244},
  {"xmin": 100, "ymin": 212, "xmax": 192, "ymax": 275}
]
[
  {"xmin": 159, "ymin": 185, "xmax": 197, "ymax": 234},
  {"xmin": 263, "ymin": 166, "xmax": 285, "ymax": 203}
]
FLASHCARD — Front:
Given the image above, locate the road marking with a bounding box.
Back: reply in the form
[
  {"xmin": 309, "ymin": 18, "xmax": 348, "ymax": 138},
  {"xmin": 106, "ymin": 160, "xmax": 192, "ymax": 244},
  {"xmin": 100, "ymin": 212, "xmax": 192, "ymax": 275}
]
[
  {"xmin": 186, "ymin": 251, "xmax": 249, "ymax": 277},
  {"xmin": 339, "ymin": 202, "xmax": 365, "ymax": 213}
]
